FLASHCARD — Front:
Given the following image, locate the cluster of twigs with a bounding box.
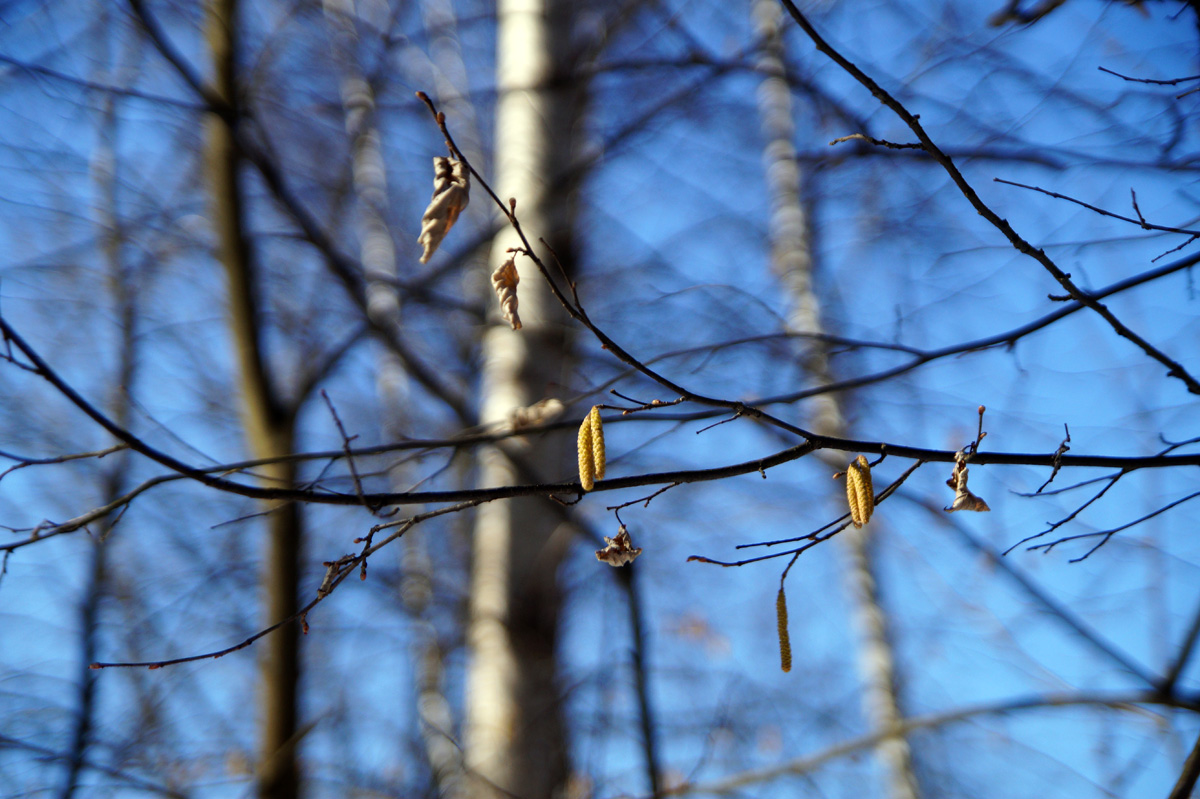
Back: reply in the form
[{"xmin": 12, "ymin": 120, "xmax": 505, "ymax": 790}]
[{"xmin": 1, "ymin": 3, "xmax": 1198, "ymax": 675}]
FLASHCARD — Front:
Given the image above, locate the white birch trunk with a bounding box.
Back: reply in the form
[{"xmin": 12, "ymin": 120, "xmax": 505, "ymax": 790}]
[
  {"xmin": 463, "ymin": 1, "xmax": 575, "ymax": 797},
  {"xmin": 322, "ymin": 4, "xmax": 468, "ymax": 796},
  {"xmin": 752, "ymin": 2, "xmax": 920, "ymax": 797}
]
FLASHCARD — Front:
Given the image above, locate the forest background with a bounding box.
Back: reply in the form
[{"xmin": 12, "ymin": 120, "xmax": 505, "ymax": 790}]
[{"xmin": 2, "ymin": 0, "xmax": 1199, "ymax": 798}]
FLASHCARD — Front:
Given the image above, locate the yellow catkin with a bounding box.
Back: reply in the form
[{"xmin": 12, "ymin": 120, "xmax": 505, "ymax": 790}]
[
  {"xmin": 846, "ymin": 454, "xmax": 874, "ymax": 528},
  {"xmin": 577, "ymin": 413, "xmax": 595, "ymax": 491},
  {"xmin": 588, "ymin": 406, "xmax": 605, "ymax": 481},
  {"xmin": 776, "ymin": 587, "xmax": 792, "ymax": 673}
]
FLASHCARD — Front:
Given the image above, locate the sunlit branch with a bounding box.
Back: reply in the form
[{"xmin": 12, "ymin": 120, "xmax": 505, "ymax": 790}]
[
  {"xmin": 0, "ymin": 474, "xmax": 172, "ymax": 553},
  {"xmin": 4, "ymin": 308, "xmax": 1200, "ymax": 524}
]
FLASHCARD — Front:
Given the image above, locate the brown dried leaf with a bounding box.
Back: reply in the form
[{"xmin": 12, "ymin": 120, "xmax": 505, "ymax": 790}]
[
  {"xmin": 596, "ymin": 526, "xmax": 642, "ymax": 567},
  {"xmin": 945, "ymin": 459, "xmax": 991, "ymax": 513},
  {"xmin": 508, "ymin": 398, "xmax": 564, "ymax": 430},
  {"xmin": 491, "ymin": 255, "xmax": 522, "ymax": 330},
  {"xmin": 947, "ymin": 488, "xmax": 991, "ymax": 513},
  {"xmin": 417, "ymin": 157, "xmax": 469, "ymax": 263}
]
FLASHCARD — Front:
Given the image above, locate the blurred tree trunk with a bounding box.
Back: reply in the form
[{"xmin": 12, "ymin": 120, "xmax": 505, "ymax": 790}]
[
  {"xmin": 322, "ymin": 1, "xmax": 469, "ymax": 794},
  {"xmin": 752, "ymin": 2, "xmax": 920, "ymax": 798},
  {"xmin": 60, "ymin": 28, "xmax": 134, "ymax": 795},
  {"xmin": 207, "ymin": 2, "xmax": 302, "ymax": 797},
  {"xmin": 462, "ymin": 0, "xmax": 578, "ymax": 796}
]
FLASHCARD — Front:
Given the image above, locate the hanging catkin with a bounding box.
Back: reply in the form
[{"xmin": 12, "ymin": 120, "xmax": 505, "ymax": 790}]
[
  {"xmin": 846, "ymin": 454, "xmax": 874, "ymax": 528},
  {"xmin": 577, "ymin": 406, "xmax": 605, "ymax": 491},
  {"xmin": 589, "ymin": 407, "xmax": 605, "ymax": 482},
  {"xmin": 776, "ymin": 586, "xmax": 792, "ymax": 673}
]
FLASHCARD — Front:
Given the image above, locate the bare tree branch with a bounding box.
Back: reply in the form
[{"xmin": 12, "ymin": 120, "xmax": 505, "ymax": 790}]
[
  {"xmin": 777, "ymin": 0, "xmax": 1200, "ymax": 396},
  {"xmin": 659, "ymin": 690, "xmax": 1200, "ymax": 797}
]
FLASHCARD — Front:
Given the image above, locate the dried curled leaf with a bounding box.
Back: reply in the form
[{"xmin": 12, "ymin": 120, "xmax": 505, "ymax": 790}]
[
  {"xmin": 508, "ymin": 398, "xmax": 564, "ymax": 431},
  {"xmin": 417, "ymin": 157, "xmax": 469, "ymax": 263},
  {"xmin": 945, "ymin": 460, "xmax": 991, "ymax": 513},
  {"xmin": 577, "ymin": 406, "xmax": 605, "ymax": 491},
  {"xmin": 776, "ymin": 587, "xmax": 792, "ymax": 673},
  {"xmin": 491, "ymin": 255, "xmax": 522, "ymax": 330},
  {"xmin": 947, "ymin": 487, "xmax": 990, "ymax": 512},
  {"xmin": 846, "ymin": 454, "xmax": 874, "ymax": 528},
  {"xmin": 596, "ymin": 525, "xmax": 642, "ymax": 567}
]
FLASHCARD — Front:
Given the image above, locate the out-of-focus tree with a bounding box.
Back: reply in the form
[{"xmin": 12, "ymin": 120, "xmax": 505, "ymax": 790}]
[{"xmin": 1, "ymin": 1, "xmax": 1200, "ymax": 798}]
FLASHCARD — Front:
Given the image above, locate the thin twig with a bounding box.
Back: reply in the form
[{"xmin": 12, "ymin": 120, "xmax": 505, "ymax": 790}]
[
  {"xmin": 906, "ymin": 491, "xmax": 1158, "ymax": 687},
  {"xmin": 0, "ymin": 444, "xmax": 128, "ymax": 482},
  {"xmin": 778, "ymin": 0, "xmax": 1200, "ymax": 396},
  {"xmin": 414, "ymin": 91, "xmax": 821, "ymax": 443},
  {"xmin": 90, "ymin": 500, "xmax": 481, "ymax": 669},
  {"xmin": 1030, "ymin": 489, "xmax": 1200, "ymax": 561},
  {"xmin": 606, "ymin": 483, "xmax": 682, "ymax": 512},
  {"xmin": 1098, "ymin": 66, "xmax": 1200, "ymax": 87},
  {"xmin": 829, "ymin": 132, "xmax": 922, "ymax": 150},
  {"xmin": 320, "ymin": 390, "xmax": 374, "ymax": 512},
  {"xmin": 1006, "ymin": 470, "xmax": 1125, "ymax": 554},
  {"xmin": 995, "ymin": 178, "xmax": 1200, "ymax": 237},
  {"xmin": 1035, "ymin": 423, "xmax": 1071, "ymax": 493}
]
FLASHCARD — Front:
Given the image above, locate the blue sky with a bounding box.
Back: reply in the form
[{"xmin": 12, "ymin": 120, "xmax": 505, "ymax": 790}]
[{"xmin": 1, "ymin": 0, "xmax": 1199, "ymax": 796}]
